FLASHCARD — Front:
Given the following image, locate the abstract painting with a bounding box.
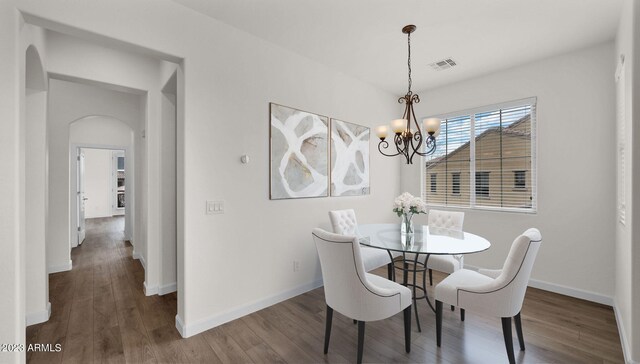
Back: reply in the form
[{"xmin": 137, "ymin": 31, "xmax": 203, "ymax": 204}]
[
  {"xmin": 270, "ymin": 103, "xmax": 329, "ymax": 199},
  {"xmin": 330, "ymin": 119, "xmax": 370, "ymax": 196}
]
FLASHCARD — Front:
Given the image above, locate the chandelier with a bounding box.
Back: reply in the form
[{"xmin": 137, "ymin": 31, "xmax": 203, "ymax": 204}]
[{"xmin": 376, "ymin": 25, "xmax": 441, "ymax": 164}]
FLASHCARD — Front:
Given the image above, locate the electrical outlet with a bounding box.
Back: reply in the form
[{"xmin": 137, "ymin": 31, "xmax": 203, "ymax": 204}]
[{"xmin": 293, "ymin": 260, "xmax": 300, "ymax": 272}]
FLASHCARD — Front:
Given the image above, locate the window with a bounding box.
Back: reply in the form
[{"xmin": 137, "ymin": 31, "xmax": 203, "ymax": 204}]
[
  {"xmin": 423, "ymin": 98, "xmax": 536, "ymax": 212},
  {"xmin": 451, "ymin": 173, "xmax": 461, "ymax": 195},
  {"xmin": 475, "ymin": 171, "xmax": 490, "ymax": 197},
  {"xmin": 514, "ymin": 170, "xmax": 526, "ymax": 189},
  {"xmin": 430, "ymin": 174, "xmax": 437, "ymax": 193}
]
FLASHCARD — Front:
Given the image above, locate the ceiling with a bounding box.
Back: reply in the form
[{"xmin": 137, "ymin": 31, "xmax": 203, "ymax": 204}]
[{"xmin": 173, "ymin": 0, "xmax": 623, "ymax": 94}]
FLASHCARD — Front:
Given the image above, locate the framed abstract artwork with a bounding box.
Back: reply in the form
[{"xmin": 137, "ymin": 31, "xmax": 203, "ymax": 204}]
[
  {"xmin": 330, "ymin": 119, "xmax": 370, "ymax": 196},
  {"xmin": 269, "ymin": 103, "xmax": 329, "ymax": 199}
]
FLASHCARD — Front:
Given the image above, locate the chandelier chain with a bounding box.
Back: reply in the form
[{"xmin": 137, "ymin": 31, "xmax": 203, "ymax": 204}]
[{"xmin": 407, "ymin": 32, "xmax": 412, "ymax": 94}]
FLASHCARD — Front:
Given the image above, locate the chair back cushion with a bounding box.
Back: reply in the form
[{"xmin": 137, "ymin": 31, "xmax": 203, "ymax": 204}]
[
  {"xmin": 329, "ymin": 209, "xmax": 358, "ymax": 235},
  {"xmin": 492, "ymin": 228, "xmax": 542, "ymax": 316},
  {"xmin": 312, "ymin": 228, "xmax": 410, "ymax": 321},
  {"xmin": 428, "ymin": 209, "xmax": 464, "ymax": 231}
]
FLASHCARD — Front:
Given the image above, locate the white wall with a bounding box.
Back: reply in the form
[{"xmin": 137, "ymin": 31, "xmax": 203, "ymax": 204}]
[
  {"xmin": 402, "ymin": 42, "xmax": 617, "ymax": 303},
  {"xmin": 159, "ymin": 73, "xmax": 177, "ymax": 294},
  {"xmin": 1, "ymin": 7, "xmax": 23, "ymax": 362},
  {"xmin": 615, "ymin": 0, "xmax": 640, "ymax": 362},
  {"xmin": 23, "ymin": 24, "xmax": 50, "ymax": 331},
  {"xmin": 82, "ymin": 148, "xmax": 117, "ymax": 219},
  {"xmin": 13, "ymin": 0, "xmax": 401, "ymax": 339}
]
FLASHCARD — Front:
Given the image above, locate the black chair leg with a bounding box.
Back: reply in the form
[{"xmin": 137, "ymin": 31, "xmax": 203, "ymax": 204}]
[
  {"xmin": 429, "ymin": 269, "xmax": 433, "ymax": 286},
  {"xmin": 460, "ymin": 308, "xmax": 465, "ymax": 321},
  {"xmin": 387, "ymin": 262, "xmax": 393, "ymax": 280},
  {"xmin": 501, "ymin": 317, "xmax": 516, "ymax": 364},
  {"xmin": 436, "ymin": 300, "xmax": 443, "ymax": 347},
  {"xmin": 514, "ymin": 312, "xmax": 525, "ymax": 351},
  {"xmin": 357, "ymin": 321, "xmax": 366, "ymax": 364},
  {"xmin": 403, "ymin": 262, "xmax": 408, "ymax": 285},
  {"xmin": 403, "ymin": 306, "xmax": 411, "ymax": 353},
  {"xmin": 324, "ymin": 305, "xmax": 333, "ymax": 354}
]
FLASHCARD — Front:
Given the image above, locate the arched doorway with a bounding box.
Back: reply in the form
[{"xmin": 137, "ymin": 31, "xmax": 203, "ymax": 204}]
[{"xmin": 25, "ymin": 44, "xmax": 50, "ymax": 326}]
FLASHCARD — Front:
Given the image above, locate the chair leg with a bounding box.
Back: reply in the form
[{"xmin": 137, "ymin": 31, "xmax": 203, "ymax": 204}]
[
  {"xmin": 324, "ymin": 305, "xmax": 333, "ymax": 354},
  {"xmin": 403, "ymin": 306, "xmax": 411, "ymax": 353},
  {"xmin": 403, "ymin": 262, "xmax": 408, "ymax": 285},
  {"xmin": 357, "ymin": 321, "xmax": 366, "ymax": 364},
  {"xmin": 387, "ymin": 262, "xmax": 393, "ymax": 280},
  {"xmin": 436, "ymin": 300, "xmax": 443, "ymax": 347},
  {"xmin": 514, "ymin": 312, "xmax": 525, "ymax": 351},
  {"xmin": 501, "ymin": 317, "xmax": 516, "ymax": 364},
  {"xmin": 460, "ymin": 308, "xmax": 465, "ymax": 321},
  {"xmin": 429, "ymin": 269, "xmax": 433, "ymax": 286}
]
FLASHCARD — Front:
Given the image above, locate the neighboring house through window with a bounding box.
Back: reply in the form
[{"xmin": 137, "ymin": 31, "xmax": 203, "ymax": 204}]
[
  {"xmin": 423, "ymin": 98, "xmax": 536, "ymax": 212},
  {"xmin": 430, "ymin": 173, "xmax": 437, "ymax": 193},
  {"xmin": 514, "ymin": 170, "xmax": 526, "ymax": 189},
  {"xmin": 452, "ymin": 172, "xmax": 461, "ymax": 195},
  {"xmin": 475, "ymin": 171, "xmax": 490, "ymax": 198}
]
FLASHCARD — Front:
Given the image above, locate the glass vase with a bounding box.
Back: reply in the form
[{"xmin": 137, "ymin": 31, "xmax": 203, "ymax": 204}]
[{"xmin": 401, "ymin": 213, "xmax": 414, "ymax": 245}]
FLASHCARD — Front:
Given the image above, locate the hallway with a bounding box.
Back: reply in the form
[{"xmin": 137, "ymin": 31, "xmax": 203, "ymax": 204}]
[{"xmin": 26, "ymin": 217, "xmax": 178, "ymax": 363}]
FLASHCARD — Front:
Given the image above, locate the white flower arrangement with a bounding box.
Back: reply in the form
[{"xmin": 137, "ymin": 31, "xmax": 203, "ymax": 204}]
[{"xmin": 393, "ymin": 192, "xmax": 427, "ymax": 217}]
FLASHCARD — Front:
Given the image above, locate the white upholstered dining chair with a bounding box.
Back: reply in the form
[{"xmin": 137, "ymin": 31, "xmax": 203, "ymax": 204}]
[
  {"xmin": 402, "ymin": 210, "xmax": 465, "ymax": 289},
  {"xmin": 435, "ymin": 228, "xmax": 542, "ymax": 364},
  {"xmin": 329, "ymin": 209, "xmax": 394, "ymax": 279},
  {"xmin": 312, "ymin": 228, "xmax": 412, "ymax": 364},
  {"xmin": 425, "ymin": 209, "xmax": 465, "ymax": 285}
]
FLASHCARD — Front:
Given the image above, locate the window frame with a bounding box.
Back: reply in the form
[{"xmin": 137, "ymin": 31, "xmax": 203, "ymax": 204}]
[{"xmin": 421, "ymin": 97, "xmax": 537, "ymax": 214}]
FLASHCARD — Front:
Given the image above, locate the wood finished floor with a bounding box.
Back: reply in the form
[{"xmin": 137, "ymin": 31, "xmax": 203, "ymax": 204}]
[{"xmin": 27, "ymin": 216, "xmax": 624, "ymax": 363}]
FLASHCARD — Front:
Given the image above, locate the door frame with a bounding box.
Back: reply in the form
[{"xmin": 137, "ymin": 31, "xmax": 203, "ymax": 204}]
[
  {"xmin": 69, "ymin": 143, "xmax": 131, "ymax": 249},
  {"xmin": 76, "ymin": 149, "xmax": 86, "ymax": 245}
]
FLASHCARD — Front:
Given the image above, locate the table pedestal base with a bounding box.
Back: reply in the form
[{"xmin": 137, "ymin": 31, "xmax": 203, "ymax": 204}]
[{"xmin": 387, "ymin": 251, "xmax": 436, "ymax": 333}]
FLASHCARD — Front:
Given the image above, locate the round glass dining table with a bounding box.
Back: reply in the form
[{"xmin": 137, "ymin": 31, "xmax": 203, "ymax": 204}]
[{"xmin": 358, "ymin": 223, "xmax": 491, "ymax": 332}]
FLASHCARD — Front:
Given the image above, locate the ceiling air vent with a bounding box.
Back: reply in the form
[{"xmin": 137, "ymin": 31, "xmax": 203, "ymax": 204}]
[{"xmin": 429, "ymin": 58, "xmax": 457, "ymax": 71}]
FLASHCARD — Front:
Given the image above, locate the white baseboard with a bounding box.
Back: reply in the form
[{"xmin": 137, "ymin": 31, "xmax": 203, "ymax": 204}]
[
  {"xmin": 143, "ymin": 281, "xmax": 158, "ymax": 296},
  {"xmin": 132, "ymin": 251, "xmax": 147, "ymax": 270},
  {"xmin": 26, "ymin": 302, "xmax": 51, "ymax": 326},
  {"xmin": 47, "ymin": 260, "xmax": 72, "ymax": 274},
  {"xmin": 527, "ymin": 278, "xmax": 613, "ymax": 306},
  {"xmin": 176, "ymin": 314, "xmax": 186, "ymax": 337},
  {"xmin": 613, "ymin": 301, "xmax": 637, "ymax": 364},
  {"xmin": 159, "ymin": 282, "xmax": 177, "ymax": 295},
  {"xmin": 176, "ymin": 279, "xmax": 324, "ymax": 338},
  {"xmin": 464, "ymin": 264, "xmax": 613, "ymax": 306}
]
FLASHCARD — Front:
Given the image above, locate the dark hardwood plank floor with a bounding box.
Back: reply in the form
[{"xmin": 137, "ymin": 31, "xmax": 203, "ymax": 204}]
[{"xmin": 27, "ymin": 216, "xmax": 624, "ymax": 363}]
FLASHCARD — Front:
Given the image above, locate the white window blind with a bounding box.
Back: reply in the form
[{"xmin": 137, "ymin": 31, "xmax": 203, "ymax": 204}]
[{"xmin": 423, "ymin": 98, "xmax": 537, "ymax": 213}]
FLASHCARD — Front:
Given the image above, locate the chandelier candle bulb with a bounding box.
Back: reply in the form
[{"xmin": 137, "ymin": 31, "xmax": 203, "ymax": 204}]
[
  {"xmin": 423, "ymin": 117, "xmax": 441, "ymax": 134},
  {"xmin": 376, "ymin": 125, "xmax": 389, "ymax": 140},
  {"xmin": 392, "ymin": 119, "xmax": 407, "ymax": 134}
]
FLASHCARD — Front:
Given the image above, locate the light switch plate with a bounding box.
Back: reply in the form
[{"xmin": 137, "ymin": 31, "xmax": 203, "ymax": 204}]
[{"xmin": 206, "ymin": 200, "xmax": 224, "ymax": 215}]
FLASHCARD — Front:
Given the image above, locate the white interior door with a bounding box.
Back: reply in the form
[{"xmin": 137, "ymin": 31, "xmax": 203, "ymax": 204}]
[{"xmin": 77, "ymin": 149, "xmax": 86, "ymax": 245}]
